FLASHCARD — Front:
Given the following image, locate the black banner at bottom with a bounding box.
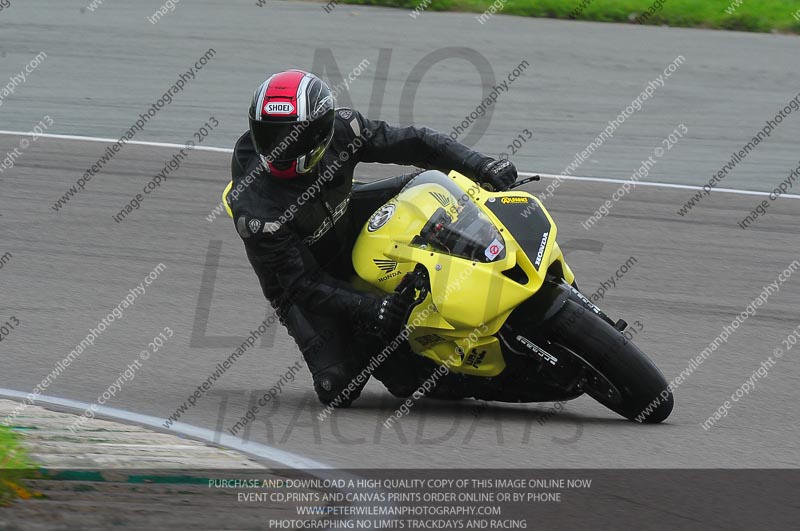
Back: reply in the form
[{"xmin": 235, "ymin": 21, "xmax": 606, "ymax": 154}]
[{"xmin": 1, "ymin": 469, "xmax": 797, "ymax": 530}]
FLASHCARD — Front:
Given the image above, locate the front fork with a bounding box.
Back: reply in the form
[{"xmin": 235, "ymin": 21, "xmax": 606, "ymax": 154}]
[
  {"xmin": 566, "ymin": 282, "xmax": 628, "ymax": 332},
  {"xmin": 499, "ymin": 277, "xmax": 627, "ymax": 394}
]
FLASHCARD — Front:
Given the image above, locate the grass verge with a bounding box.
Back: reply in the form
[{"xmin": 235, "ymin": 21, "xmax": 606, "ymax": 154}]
[
  {"xmin": 330, "ymin": 0, "xmax": 800, "ymax": 34},
  {"xmin": 0, "ymin": 425, "xmax": 38, "ymax": 506}
]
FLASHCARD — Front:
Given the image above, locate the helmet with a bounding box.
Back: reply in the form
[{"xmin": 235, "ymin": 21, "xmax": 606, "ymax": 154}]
[{"xmin": 249, "ymin": 70, "xmax": 335, "ymax": 178}]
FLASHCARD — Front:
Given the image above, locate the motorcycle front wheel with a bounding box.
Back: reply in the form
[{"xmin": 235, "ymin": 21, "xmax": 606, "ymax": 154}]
[{"xmin": 547, "ymin": 300, "xmax": 674, "ymax": 423}]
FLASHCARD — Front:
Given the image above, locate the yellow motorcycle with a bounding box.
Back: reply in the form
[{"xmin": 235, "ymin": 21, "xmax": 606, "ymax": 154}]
[{"xmin": 351, "ymin": 170, "xmax": 673, "ymax": 423}]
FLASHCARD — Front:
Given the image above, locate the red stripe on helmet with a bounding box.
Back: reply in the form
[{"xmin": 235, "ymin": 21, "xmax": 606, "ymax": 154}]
[{"xmin": 260, "ymin": 70, "xmax": 305, "ymax": 118}]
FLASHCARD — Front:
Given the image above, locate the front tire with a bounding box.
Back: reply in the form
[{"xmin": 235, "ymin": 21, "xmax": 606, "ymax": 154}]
[{"xmin": 548, "ymin": 300, "xmax": 674, "ymax": 423}]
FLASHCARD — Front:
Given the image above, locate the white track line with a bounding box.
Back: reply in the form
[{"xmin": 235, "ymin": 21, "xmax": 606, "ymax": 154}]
[
  {"xmin": 0, "ymin": 129, "xmax": 233, "ymax": 153},
  {"xmin": 0, "ymin": 387, "xmax": 329, "ymax": 469},
  {"xmin": 2, "ymin": 129, "xmax": 799, "ymax": 200},
  {"xmin": 525, "ymin": 171, "xmax": 800, "ymax": 200}
]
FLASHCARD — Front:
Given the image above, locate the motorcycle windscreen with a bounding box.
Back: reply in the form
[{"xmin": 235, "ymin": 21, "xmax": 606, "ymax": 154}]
[
  {"xmin": 485, "ymin": 196, "xmax": 552, "ymax": 271},
  {"xmin": 404, "ymin": 176, "xmax": 506, "ymax": 264}
]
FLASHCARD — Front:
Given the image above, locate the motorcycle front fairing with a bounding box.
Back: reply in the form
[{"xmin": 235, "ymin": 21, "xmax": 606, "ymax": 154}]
[{"xmin": 351, "ymin": 170, "xmax": 575, "ymax": 377}]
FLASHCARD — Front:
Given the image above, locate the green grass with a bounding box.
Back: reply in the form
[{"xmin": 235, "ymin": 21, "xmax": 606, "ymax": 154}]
[
  {"xmin": 0, "ymin": 425, "xmax": 38, "ymax": 505},
  {"xmin": 334, "ymin": 0, "xmax": 800, "ymax": 34}
]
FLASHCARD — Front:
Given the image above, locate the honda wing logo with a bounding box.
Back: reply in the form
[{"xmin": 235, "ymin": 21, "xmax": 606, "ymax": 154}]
[{"xmin": 373, "ymin": 259, "xmax": 398, "ymax": 273}]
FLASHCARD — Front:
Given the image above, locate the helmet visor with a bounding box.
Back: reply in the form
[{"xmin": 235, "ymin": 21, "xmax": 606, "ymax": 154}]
[{"xmin": 250, "ymin": 111, "xmax": 334, "ymax": 162}]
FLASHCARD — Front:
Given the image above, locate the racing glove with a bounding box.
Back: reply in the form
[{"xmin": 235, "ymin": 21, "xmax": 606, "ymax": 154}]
[
  {"xmin": 478, "ymin": 158, "xmax": 518, "ymax": 191},
  {"xmin": 355, "ymin": 293, "xmax": 411, "ymax": 341}
]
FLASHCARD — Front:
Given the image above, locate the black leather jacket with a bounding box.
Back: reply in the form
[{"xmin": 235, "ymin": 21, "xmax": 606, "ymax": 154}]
[{"xmin": 228, "ymin": 108, "xmax": 491, "ymax": 314}]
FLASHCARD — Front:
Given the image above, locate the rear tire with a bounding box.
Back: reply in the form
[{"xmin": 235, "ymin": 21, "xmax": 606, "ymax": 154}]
[{"xmin": 548, "ymin": 300, "xmax": 674, "ymax": 423}]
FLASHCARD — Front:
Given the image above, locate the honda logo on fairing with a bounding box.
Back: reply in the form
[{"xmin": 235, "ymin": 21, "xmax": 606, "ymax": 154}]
[
  {"xmin": 264, "ymin": 102, "xmax": 295, "ymax": 115},
  {"xmin": 534, "ymin": 231, "xmax": 549, "ymax": 268},
  {"xmin": 373, "ymin": 259, "xmax": 398, "ymax": 273}
]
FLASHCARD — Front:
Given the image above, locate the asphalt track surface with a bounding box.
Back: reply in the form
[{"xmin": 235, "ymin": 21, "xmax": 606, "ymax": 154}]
[{"xmin": 1, "ymin": 1, "xmax": 799, "ymax": 469}]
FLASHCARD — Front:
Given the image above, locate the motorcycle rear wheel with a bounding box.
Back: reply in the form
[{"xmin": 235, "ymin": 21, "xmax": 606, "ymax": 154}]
[{"xmin": 548, "ymin": 300, "xmax": 674, "ymax": 423}]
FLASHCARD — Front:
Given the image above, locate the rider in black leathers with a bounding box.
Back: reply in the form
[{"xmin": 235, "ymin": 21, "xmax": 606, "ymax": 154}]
[{"xmin": 229, "ymin": 70, "xmax": 517, "ymax": 406}]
